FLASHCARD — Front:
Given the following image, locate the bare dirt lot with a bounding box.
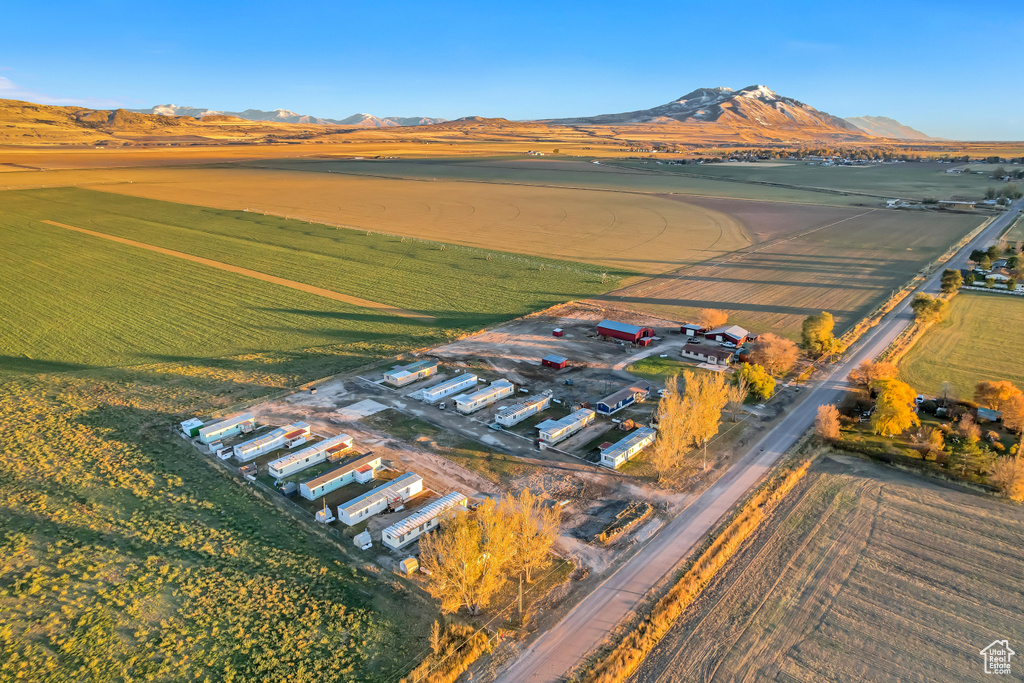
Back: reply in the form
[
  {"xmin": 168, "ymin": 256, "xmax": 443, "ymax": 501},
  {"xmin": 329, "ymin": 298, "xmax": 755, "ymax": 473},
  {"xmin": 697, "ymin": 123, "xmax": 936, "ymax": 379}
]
[{"xmin": 630, "ymin": 454, "xmax": 1024, "ymax": 683}]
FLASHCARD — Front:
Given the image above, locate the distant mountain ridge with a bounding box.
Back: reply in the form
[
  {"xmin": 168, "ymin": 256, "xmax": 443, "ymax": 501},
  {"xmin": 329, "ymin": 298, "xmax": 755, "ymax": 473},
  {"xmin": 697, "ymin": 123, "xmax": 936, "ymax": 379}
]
[
  {"xmin": 843, "ymin": 115, "xmax": 937, "ymax": 140},
  {"xmin": 131, "ymin": 104, "xmax": 447, "ymax": 128}
]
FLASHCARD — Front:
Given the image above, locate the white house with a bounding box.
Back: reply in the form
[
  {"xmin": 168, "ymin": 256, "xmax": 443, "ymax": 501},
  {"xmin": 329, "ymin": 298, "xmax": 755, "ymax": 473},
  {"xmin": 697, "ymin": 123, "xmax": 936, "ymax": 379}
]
[
  {"xmin": 383, "ymin": 359, "xmax": 439, "ymax": 387},
  {"xmin": 454, "ymin": 379, "xmax": 515, "ymax": 414},
  {"xmin": 495, "ymin": 392, "xmax": 552, "ymax": 427},
  {"xmin": 233, "ymin": 422, "xmax": 310, "ymax": 462},
  {"xmin": 600, "ymin": 428, "xmax": 657, "ymax": 469},
  {"xmin": 537, "ymin": 409, "xmax": 595, "ymax": 446},
  {"xmin": 337, "ymin": 472, "xmax": 423, "ymax": 526},
  {"xmin": 681, "ymin": 347, "xmax": 735, "ymax": 366},
  {"xmin": 381, "ymin": 492, "xmax": 468, "ymax": 549},
  {"xmin": 421, "ymin": 374, "xmax": 478, "ymax": 403},
  {"xmin": 300, "ymin": 453, "xmax": 382, "ymax": 500},
  {"xmin": 198, "ymin": 413, "xmax": 255, "ymax": 444},
  {"xmin": 268, "ymin": 433, "xmax": 354, "ymax": 479}
]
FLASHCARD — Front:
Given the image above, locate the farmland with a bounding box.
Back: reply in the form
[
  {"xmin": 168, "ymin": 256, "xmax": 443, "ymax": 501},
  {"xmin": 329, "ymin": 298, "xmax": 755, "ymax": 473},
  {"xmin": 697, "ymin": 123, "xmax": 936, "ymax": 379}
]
[
  {"xmin": 1005, "ymin": 213, "xmax": 1024, "ymax": 243},
  {"xmin": 602, "ymin": 207, "xmax": 982, "ymax": 338},
  {"xmin": 629, "ymin": 455, "xmax": 1024, "ymax": 683},
  {"xmin": 898, "ymin": 291, "xmax": 1024, "ymax": 397}
]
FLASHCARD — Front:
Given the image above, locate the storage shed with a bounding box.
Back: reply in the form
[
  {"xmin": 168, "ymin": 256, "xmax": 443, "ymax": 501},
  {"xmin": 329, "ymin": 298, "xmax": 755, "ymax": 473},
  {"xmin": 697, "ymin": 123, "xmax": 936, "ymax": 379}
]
[
  {"xmin": 421, "ymin": 374, "xmax": 478, "ymax": 403},
  {"xmin": 537, "ymin": 408, "xmax": 596, "ymax": 446},
  {"xmin": 232, "ymin": 422, "xmax": 310, "ymax": 462},
  {"xmin": 382, "ymin": 492, "xmax": 469, "ymax": 550},
  {"xmin": 268, "ymin": 433, "xmax": 354, "ymax": 479},
  {"xmin": 681, "ymin": 347, "xmax": 735, "ymax": 365},
  {"xmin": 600, "ymin": 427, "xmax": 657, "ymax": 469},
  {"xmin": 496, "ymin": 392, "xmax": 552, "ymax": 427},
  {"xmin": 542, "ymin": 354, "xmax": 569, "ymax": 369},
  {"xmin": 198, "ymin": 413, "xmax": 255, "ymax": 444},
  {"xmin": 180, "ymin": 417, "xmax": 204, "ymax": 438},
  {"xmin": 595, "ymin": 381, "xmax": 651, "ymax": 415},
  {"xmin": 596, "ymin": 319, "xmax": 655, "ymax": 343},
  {"xmin": 337, "ymin": 472, "xmax": 423, "ymax": 526},
  {"xmin": 300, "ymin": 453, "xmax": 383, "ymax": 500},
  {"xmin": 552, "ymin": 328, "xmax": 564, "ymax": 337},
  {"xmin": 680, "ymin": 323, "xmax": 704, "ymax": 336},
  {"xmin": 454, "ymin": 379, "xmax": 515, "ymax": 414},
  {"xmin": 383, "ymin": 359, "xmax": 440, "ymax": 387}
]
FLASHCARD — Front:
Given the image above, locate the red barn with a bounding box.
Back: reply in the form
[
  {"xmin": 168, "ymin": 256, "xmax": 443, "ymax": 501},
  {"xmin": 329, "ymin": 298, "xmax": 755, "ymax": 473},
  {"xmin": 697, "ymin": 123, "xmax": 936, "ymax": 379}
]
[
  {"xmin": 542, "ymin": 354, "xmax": 568, "ymax": 369},
  {"xmin": 596, "ymin": 319, "xmax": 655, "ymax": 343}
]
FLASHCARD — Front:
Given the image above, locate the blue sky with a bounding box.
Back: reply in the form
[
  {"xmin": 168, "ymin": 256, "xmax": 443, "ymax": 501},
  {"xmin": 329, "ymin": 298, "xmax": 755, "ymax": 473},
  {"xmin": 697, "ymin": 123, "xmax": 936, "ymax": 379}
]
[{"xmin": 2, "ymin": 0, "xmax": 1020, "ymax": 140}]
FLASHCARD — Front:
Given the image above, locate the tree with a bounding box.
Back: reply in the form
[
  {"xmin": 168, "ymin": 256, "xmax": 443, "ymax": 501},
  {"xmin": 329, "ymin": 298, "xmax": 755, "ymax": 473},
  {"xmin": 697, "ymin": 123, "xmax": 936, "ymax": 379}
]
[
  {"xmin": 940, "ymin": 268, "xmax": 963, "ymax": 293},
  {"xmin": 987, "ymin": 244, "xmax": 1001, "ymax": 261},
  {"xmin": 910, "ymin": 293, "xmax": 949, "ymax": 324},
  {"xmin": 985, "ymin": 186, "xmax": 998, "ymax": 200},
  {"xmin": 734, "ymin": 362, "xmax": 775, "ymax": 400},
  {"xmin": 651, "ymin": 374, "xmax": 686, "ymax": 479},
  {"xmin": 724, "ymin": 377, "xmax": 748, "ymax": 421},
  {"xmin": 814, "ymin": 405, "xmax": 841, "ymax": 441},
  {"xmin": 696, "ymin": 308, "xmax": 728, "ymax": 330},
  {"xmin": 502, "ymin": 488, "xmax": 559, "ymax": 585},
  {"xmin": 679, "ymin": 370, "xmax": 731, "ymax": 470},
  {"xmin": 749, "ymin": 333, "xmax": 799, "ymax": 376},
  {"xmin": 1008, "ymin": 255, "xmax": 1019, "ymax": 270},
  {"xmin": 1003, "ymin": 394, "xmax": 1024, "ymax": 433},
  {"xmin": 801, "ymin": 311, "xmax": 836, "ymax": 355},
  {"xmin": 849, "ymin": 360, "xmax": 897, "ymax": 386},
  {"xmin": 991, "ymin": 456, "xmax": 1024, "ymax": 501},
  {"xmin": 871, "ymin": 379, "xmax": 920, "ymax": 436},
  {"xmin": 974, "ymin": 380, "xmax": 1023, "ymax": 410},
  {"xmin": 948, "ymin": 439, "xmax": 985, "ymax": 477},
  {"xmin": 1008, "ymin": 278, "xmax": 1017, "ymax": 292},
  {"xmin": 957, "ymin": 413, "xmax": 981, "ymax": 444},
  {"xmin": 964, "ymin": 272, "xmax": 977, "ymax": 286}
]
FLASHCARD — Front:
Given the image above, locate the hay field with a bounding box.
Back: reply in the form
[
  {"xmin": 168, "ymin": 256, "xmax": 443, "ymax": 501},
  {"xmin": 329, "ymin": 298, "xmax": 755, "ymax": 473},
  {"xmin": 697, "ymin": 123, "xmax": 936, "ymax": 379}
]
[
  {"xmin": 1005, "ymin": 213, "xmax": 1024, "ymax": 243},
  {"xmin": 602, "ymin": 209, "xmax": 981, "ymax": 338},
  {"xmin": 0, "ymin": 188, "xmax": 614, "ymax": 370},
  {"xmin": 898, "ymin": 291, "xmax": 1024, "ymax": 397},
  {"xmin": 630, "ymin": 455, "xmax": 1024, "ymax": 683}
]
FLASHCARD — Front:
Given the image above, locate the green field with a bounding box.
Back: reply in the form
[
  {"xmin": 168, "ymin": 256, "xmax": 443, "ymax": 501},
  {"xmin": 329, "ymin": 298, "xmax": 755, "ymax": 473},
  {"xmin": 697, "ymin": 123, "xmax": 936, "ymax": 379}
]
[
  {"xmin": 1005, "ymin": 213, "xmax": 1024, "ymax": 243},
  {"xmin": 899, "ymin": 291, "xmax": 1024, "ymax": 397},
  {"xmin": 0, "ymin": 188, "xmax": 617, "ymax": 370}
]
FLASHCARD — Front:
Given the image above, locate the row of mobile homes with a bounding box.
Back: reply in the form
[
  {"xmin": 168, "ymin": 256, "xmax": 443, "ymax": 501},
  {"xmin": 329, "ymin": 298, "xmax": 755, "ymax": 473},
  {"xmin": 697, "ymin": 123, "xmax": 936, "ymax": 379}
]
[
  {"xmin": 199, "ymin": 413, "xmax": 255, "ymax": 444},
  {"xmin": 383, "ymin": 359, "xmax": 439, "ymax": 387},
  {"xmin": 233, "ymin": 422, "xmax": 310, "ymax": 462},
  {"xmin": 600, "ymin": 427, "xmax": 657, "ymax": 469},
  {"xmin": 495, "ymin": 392, "xmax": 552, "ymax": 427},
  {"xmin": 454, "ymin": 379, "xmax": 515, "ymax": 414},
  {"xmin": 337, "ymin": 472, "xmax": 423, "ymax": 526},
  {"xmin": 180, "ymin": 417, "xmax": 204, "ymax": 438},
  {"xmin": 268, "ymin": 433, "xmax": 354, "ymax": 479},
  {"xmin": 595, "ymin": 381, "xmax": 651, "ymax": 416},
  {"xmin": 537, "ymin": 409, "xmax": 596, "ymax": 446},
  {"xmin": 382, "ymin": 492, "xmax": 469, "ymax": 549},
  {"xmin": 596, "ymin": 319, "xmax": 655, "ymax": 344},
  {"xmin": 300, "ymin": 452, "xmax": 382, "ymax": 500},
  {"xmin": 421, "ymin": 374, "xmax": 478, "ymax": 403}
]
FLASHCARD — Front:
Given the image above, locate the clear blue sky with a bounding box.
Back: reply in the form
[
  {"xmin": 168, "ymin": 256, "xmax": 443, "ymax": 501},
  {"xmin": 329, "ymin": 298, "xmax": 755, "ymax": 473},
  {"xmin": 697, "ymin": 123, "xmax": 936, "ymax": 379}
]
[{"xmin": 2, "ymin": 0, "xmax": 1020, "ymax": 140}]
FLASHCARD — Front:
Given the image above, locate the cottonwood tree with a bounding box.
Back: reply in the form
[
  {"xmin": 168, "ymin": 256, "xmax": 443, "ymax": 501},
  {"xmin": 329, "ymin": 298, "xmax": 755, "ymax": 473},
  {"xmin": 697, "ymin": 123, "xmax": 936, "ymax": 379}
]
[
  {"xmin": 991, "ymin": 456, "xmax": 1024, "ymax": 501},
  {"xmin": 724, "ymin": 378, "xmax": 749, "ymax": 422},
  {"xmin": 870, "ymin": 379, "xmax": 920, "ymax": 436},
  {"xmin": 814, "ymin": 405, "xmax": 841, "ymax": 441},
  {"xmin": 503, "ymin": 488, "xmax": 559, "ymax": 585},
  {"xmin": 696, "ymin": 308, "xmax": 728, "ymax": 329},
  {"xmin": 849, "ymin": 360, "xmax": 898, "ymax": 386},
  {"xmin": 974, "ymin": 380, "xmax": 1023, "ymax": 410},
  {"xmin": 1002, "ymin": 394, "xmax": 1024, "ymax": 433},
  {"xmin": 651, "ymin": 374, "xmax": 686, "ymax": 479},
  {"xmin": 801, "ymin": 311, "xmax": 836, "ymax": 355},
  {"xmin": 958, "ymin": 413, "xmax": 982, "ymax": 444},
  {"xmin": 734, "ymin": 362, "xmax": 775, "ymax": 400},
  {"xmin": 750, "ymin": 333, "xmax": 799, "ymax": 376},
  {"xmin": 679, "ymin": 370, "xmax": 731, "ymax": 470}
]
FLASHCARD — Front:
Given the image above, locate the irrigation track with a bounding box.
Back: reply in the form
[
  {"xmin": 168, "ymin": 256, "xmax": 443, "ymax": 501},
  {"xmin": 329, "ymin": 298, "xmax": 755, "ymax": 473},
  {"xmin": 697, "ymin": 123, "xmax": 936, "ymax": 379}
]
[{"xmin": 38, "ymin": 219, "xmax": 436, "ymax": 322}]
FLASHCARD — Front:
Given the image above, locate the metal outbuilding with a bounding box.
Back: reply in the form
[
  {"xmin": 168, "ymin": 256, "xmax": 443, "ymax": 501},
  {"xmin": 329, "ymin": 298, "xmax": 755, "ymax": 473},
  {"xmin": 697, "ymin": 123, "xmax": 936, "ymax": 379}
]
[
  {"xmin": 180, "ymin": 418, "xmax": 204, "ymax": 438},
  {"xmin": 542, "ymin": 354, "xmax": 569, "ymax": 369},
  {"xmin": 597, "ymin": 319, "xmax": 655, "ymax": 343}
]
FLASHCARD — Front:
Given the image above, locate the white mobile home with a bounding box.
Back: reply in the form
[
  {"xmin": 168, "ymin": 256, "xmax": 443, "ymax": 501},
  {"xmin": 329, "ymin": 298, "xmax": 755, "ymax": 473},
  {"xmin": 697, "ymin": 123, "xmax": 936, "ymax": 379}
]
[
  {"xmin": 268, "ymin": 433, "xmax": 354, "ymax": 479},
  {"xmin": 382, "ymin": 492, "xmax": 468, "ymax": 550},
  {"xmin": 599, "ymin": 427, "xmax": 657, "ymax": 469},
  {"xmin": 233, "ymin": 422, "xmax": 310, "ymax": 462},
  {"xmin": 454, "ymin": 379, "xmax": 515, "ymax": 414},
  {"xmin": 337, "ymin": 472, "xmax": 423, "ymax": 526},
  {"xmin": 300, "ymin": 453, "xmax": 382, "ymax": 500},
  {"xmin": 496, "ymin": 392, "xmax": 552, "ymax": 427},
  {"xmin": 421, "ymin": 374, "xmax": 478, "ymax": 403},
  {"xmin": 383, "ymin": 359, "xmax": 439, "ymax": 387},
  {"xmin": 537, "ymin": 409, "xmax": 596, "ymax": 446},
  {"xmin": 180, "ymin": 417, "xmax": 204, "ymax": 438},
  {"xmin": 198, "ymin": 413, "xmax": 255, "ymax": 444}
]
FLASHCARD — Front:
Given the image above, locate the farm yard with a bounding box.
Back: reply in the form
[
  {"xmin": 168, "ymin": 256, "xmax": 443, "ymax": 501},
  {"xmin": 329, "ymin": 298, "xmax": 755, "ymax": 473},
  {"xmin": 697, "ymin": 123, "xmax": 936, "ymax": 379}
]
[
  {"xmin": 898, "ymin": 291, "xmax": 1024, "ymax": 397},
  {"xmin": 629, "ymin": 454, "xmax": 1024, "ymax": 683}
]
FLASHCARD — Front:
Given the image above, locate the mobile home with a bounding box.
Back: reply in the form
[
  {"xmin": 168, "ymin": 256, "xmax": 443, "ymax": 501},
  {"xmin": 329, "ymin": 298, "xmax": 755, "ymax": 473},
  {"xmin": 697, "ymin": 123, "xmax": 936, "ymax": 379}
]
[
  {"xmin": 233, "ymin": 422, "xmax": 310, "ymax": 462},
  {"xmin": 198, "ymin": 413, "xmax": 255, "ymax": 444},
  {"xmin": 595, "ymin": 381, "xmax": 651, "ymax": 415},
  {"xmin": 599, "ymin": 427, "xmax": 657, "ymax": 469},
  {"xmin": 537, "ymin": 408, "xmax": 595, "ymax": 446},
  {"xmin": 180, "ymin": 417, "xmax": 204, "ymax": 438},
  {"xmin": 300, "ymin": 453, "xmax": 382, "ymax": 500},
  {"xmin": 382, "ymin": 492, "xmax": 468, "ymax": 549},
  {"xmin": 337, "ymin": 472, "xmax": 423, "ymax": 526},
  {"xmin": 383, "ymin": 359, "xmax": 440, "ymax": 387},
  {"xmin": 454, "ymin": 379, "xmax": 515, "ymax": 414},
  {"xmin": 495, "ymin": 392, "xmax": 552, "ymax": 427},
  {"xmin": 421, "ymin": 374, "xmax": 478, "ymax": 403},
  {"xmin": 268, "ymin": 433, "xmax": 354, "ymax": 479}
]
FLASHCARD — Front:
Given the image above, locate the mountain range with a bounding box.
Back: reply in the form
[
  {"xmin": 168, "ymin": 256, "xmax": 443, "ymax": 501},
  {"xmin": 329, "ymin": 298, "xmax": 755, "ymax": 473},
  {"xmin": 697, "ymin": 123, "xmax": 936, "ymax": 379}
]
[
  {"xmin": 841, "ymin": 115, "xmax": 936, "ymax": 140},
  {"xmin": 130, "ymin": 104, "xmax": 447, "ymax": 128}
]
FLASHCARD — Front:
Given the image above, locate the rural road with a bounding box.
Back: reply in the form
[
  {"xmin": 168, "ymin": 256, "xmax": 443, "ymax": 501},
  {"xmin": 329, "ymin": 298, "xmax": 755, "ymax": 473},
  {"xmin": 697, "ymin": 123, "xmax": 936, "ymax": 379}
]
[{"xmin": 495, "ymin": 200, "xmax": 1024, "ymax": 683}]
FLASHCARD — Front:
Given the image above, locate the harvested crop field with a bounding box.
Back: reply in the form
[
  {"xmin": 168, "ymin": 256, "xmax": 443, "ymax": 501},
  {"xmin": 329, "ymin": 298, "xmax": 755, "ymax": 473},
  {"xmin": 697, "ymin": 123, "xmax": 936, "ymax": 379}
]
[
  {"xmin": 601, "ymin": 209, "xmax": 982, "ymax": 338},
  {"xmin": 898, "ymin": 291, "xmax": 1024, "ymax": 397},
  {"xmin": 630, "ymin": 454, "xmax": 1024, "ymax": 683}
]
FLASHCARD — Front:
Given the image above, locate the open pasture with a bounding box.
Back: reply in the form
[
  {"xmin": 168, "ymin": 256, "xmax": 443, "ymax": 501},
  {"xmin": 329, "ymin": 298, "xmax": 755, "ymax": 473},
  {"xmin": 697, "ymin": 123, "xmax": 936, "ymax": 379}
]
[
  {"xmin": 898, "ymin": 291, "xmax": 1024, "ymax": 398},
  {"xmin": 602, "ymin": 209, "xmax": 981, "ymax": 338},
  {"xmin": 630, "ymin": 455, "xmax": 1024, "ymax": 683}
]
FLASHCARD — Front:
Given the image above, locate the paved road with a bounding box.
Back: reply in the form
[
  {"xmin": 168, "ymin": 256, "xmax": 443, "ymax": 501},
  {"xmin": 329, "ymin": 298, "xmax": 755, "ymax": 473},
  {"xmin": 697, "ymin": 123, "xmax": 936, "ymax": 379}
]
[{"xmin": 496, "ymin": 201, "xmax": 1023, "ymax": 683}]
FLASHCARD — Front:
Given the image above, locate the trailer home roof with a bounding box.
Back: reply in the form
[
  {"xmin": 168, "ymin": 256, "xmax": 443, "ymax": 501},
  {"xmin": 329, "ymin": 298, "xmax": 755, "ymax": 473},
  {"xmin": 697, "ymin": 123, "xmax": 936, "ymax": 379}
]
[
  {"xmin": 338, "ymin": 472, "xmax": 423, "ymax": 515},
  {"xmin": 268, "ymin": 433, "xmax": 353, "ymax": 472},
  {"xmin": 383, "ymin": 492, "xmax": 468, "ymax": 539},
  {"xmin": 198, "ymin": 412, "xmax": 254, "ymax": 438},
  {"xmin": 302, "ymin": 452, "xmax": 380, "ymax": 490}
]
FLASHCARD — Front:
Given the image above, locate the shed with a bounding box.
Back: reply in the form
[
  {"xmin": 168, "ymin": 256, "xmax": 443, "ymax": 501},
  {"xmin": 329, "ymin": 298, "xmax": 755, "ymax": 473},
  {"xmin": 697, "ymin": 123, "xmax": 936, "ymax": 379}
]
[
  {"xmin": 680, "ymin": 323, "xmax": 704, "ymax": 336},
  {"xmin": 977, "ymin": 407, "xmax": 1002, "ymax": 422},
  {"xmin": 180, "ymin": 417, "xmax": 204, "ymax": 438},
  {"xmin": 596, "ymin": 319, "xmax": 655, "ymax": 343},
  {"xmin": 595, "ymin": 381, "xmax": 652, "ymax": 415},
  {"xmin": 552, "ymin": 328, "xmax": 564, "ymax": 337},
  {"xmin": 704, "ymin": 325, "xmax": 748, "ymax": 345},
  {"xmin": 542, "ymin": 354, "xmax": 569, "ymax": 369},
  {"xmin": 398, "ymin": 557, "xmax": 419, "ymax": 576},
  {"xmin": 353, "ymin": 531, "xmax": 373, "ymax": 549}
]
